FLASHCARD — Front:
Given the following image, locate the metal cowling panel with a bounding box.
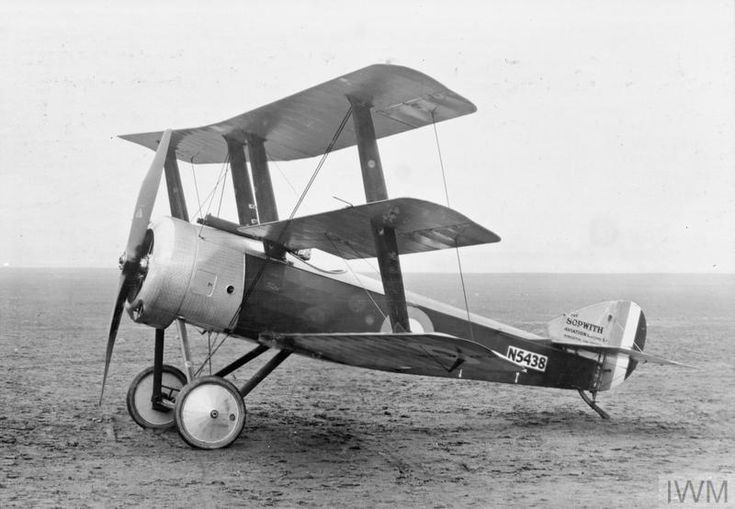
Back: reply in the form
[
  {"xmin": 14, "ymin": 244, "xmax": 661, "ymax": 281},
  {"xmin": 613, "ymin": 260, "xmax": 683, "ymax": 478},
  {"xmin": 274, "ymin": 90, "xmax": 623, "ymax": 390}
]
[
  {"xmin": 127, "ymin": 217, "xmax": 197, "ymax": 329},
  {"xmin": 178, "ymin": 229, "xmax": 245, "ymax": 331}
]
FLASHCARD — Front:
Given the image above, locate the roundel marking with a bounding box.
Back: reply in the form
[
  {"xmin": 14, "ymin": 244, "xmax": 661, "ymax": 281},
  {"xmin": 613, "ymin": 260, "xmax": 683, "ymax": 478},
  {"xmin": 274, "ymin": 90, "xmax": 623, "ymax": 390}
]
[{"xmin": 380, "ymin": 306, "xmax": 434, "ymax": 333}]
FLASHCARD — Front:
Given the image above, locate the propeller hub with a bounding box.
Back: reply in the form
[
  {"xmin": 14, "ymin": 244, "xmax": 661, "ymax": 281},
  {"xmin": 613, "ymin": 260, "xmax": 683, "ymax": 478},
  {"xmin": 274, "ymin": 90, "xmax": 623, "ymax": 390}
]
[
  {"xmin": 138, "ymin": 256, "xmax": 149, "ymax": 274},
  {"xmin": 131, "ymin": 301, "xmax": 144, "ymax": 321},
  {"xmin": 118, "ymin": 252, "xmax": 140, "ymax": 274}
]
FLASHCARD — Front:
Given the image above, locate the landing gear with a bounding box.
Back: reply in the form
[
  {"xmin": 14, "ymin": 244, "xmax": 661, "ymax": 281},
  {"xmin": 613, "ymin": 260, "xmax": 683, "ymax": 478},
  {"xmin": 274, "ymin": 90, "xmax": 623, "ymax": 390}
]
[
  {"xmin": 174, "ymin": 376, "xmax": 246, "ymax": 450},
  {"xmin": 578, "ymin": 389, "xmax": 610, "ymax": 420},
  {"xmin": 126, "ymin": 364, "xmax": 187, "ymax": 429},
  {"xmin": 125, "ymin": 325, "xmax": 289, "ymax": 449}
]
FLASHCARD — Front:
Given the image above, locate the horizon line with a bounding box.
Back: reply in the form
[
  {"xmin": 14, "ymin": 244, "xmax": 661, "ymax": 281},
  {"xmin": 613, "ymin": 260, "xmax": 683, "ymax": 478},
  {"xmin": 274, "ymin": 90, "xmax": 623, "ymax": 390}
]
[{"xmin": 1, "ymin": 266, "xmax": 733, "ymax": 276}]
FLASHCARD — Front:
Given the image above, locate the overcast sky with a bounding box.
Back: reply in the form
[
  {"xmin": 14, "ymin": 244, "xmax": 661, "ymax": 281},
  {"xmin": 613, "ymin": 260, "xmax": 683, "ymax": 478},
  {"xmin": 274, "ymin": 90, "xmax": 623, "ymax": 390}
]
[{"xmin": 1, "ymin": 0, "xmax": 733, "ymax": 272}]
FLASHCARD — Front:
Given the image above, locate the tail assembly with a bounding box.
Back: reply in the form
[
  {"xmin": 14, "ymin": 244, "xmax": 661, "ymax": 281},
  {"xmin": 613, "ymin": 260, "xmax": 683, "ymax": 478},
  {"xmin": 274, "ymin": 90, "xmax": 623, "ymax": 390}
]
[
  {"xmin": 547, "ymin": 300, "xmax": 646, "ymax": 391},
  {"xmin": 547, "ymin": 300, "xmax": 687, "ymax": 418}
]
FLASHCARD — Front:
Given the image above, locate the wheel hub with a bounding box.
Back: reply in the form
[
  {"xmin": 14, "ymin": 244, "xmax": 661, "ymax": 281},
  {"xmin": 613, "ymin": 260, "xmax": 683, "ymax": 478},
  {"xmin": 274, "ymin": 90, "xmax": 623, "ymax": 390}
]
[{"xmin": 175, "ymin": 376, "xmax": 246, "ymax": 449}]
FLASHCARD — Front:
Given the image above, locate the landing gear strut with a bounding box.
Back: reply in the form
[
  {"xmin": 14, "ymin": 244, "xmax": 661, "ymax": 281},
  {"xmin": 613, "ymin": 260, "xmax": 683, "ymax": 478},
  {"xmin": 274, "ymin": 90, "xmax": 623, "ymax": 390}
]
[
  {"xmin": 171, "ymin": 348, "xmax": 292, "ymax": 449},
  {"xmin": 578, "ymin": 389, "xmax": 610, "ymax": 420},
  {"xmin": 125, "ymin": 322, "xmax": 292, "ymax": 448}
]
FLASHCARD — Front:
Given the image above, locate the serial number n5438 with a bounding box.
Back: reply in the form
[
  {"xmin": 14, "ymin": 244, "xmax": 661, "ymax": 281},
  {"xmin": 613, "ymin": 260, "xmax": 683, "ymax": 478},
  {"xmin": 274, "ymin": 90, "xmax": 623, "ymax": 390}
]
[{"xmin": 507, "ymin": 346, "xmax": 548, "ymax": 372}]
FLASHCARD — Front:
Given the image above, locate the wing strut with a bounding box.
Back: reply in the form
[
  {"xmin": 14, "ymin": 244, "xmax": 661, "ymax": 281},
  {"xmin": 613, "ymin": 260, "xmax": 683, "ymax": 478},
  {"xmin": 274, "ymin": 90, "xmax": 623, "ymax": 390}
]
[
  {"xmin": 247, "ymin": 134, "xmax": 279, "ymax": 223},
  {"xmin": 226, "ymin": 138, "xmax": 258, "ymax": 225},
  {"xmin": 349, "ymin": 97, "xmax": 410, "ymax": 332},
  {"xmin": 163, "ymin": 147, "xmax": 189, "ymax": 222}
]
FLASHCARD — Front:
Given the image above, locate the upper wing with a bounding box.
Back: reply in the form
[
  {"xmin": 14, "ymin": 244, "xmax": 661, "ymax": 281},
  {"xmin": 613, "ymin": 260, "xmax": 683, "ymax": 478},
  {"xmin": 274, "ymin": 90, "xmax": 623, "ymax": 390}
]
[
  {"xmin": 258, "ymin": 332, "xmax": 524, "ymax": 380},
  {"xmin": 119, "ymin": 64, "xmax": 476, "ymax": 164},
  {"xmin": 238, "ymin": 197, "xmax": 500, "ymax": 259}
]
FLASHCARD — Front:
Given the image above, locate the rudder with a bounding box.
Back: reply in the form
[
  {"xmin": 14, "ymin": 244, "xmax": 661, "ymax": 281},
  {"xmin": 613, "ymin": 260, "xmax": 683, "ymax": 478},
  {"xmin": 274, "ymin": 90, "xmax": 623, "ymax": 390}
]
[{"xmin": 547, "ymin": 300, "xmax": 647, "ymax": 390}]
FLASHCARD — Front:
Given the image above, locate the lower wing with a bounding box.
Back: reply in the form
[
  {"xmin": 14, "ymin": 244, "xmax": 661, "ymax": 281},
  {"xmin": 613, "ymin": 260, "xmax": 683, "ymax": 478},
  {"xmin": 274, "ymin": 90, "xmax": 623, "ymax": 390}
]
[{"xmin": 258, "ymin": 332, "xmax": 525, "ymax": 380}]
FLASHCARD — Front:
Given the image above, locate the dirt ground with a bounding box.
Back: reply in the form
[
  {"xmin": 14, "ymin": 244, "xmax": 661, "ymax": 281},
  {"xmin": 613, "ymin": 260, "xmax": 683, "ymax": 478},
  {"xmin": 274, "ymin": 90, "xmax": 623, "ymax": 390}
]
[{"xmin": 1, "ymin": 270, "xmax": 733, "ymax": 508}]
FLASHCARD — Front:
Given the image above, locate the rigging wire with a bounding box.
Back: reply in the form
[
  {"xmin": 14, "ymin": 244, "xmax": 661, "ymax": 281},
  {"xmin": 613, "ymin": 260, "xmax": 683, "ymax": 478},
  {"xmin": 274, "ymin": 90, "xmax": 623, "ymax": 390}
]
[
  {"xmin": 327, "ymin": 235, "xmax": 388, "ymax": 324},
  {"xmin": 207, "ymin": 332, "xmax": 212, "ymax": 375},
  {"xmin": 193, "ymin": 157, "xmax": 230, "ymax": 219},
  {"xmin": 357, "ymin": 254, "xmax": 381, "ymax": 280},
  {"xmin": 224, "ymin": 106, "xmax": 354, "ymax": 337},
  {"xmin": 217, "ymin": 162, "xmax": 229, "ymax": 217},
  {"xmin": 192, "ymin": 155, "xmax": 230, "ymax": 238},
  {"xmin": 431, "ymin": 110, "xmax": 475, "ymax": 340},
  {"xmin": 266, "ymin": 154, "xmax": 299, "ymax": 198},
  {"xmin": 202, "ymin": 154, "xmax": 230, "ymax": 215},
  {"xmin": 288, "ymin": 107, "xmax": 353, "ymax": 219},
  {"xmin": 193, "ymin": 332, "xmax": 231, "ymax": 378},
  {"xmin": 182, "ymin": 155, "xmax": 232, "ymax": 375},
  {"xmin": 190, "ymin": 159, "xmax": 202, "ymax": 216}
]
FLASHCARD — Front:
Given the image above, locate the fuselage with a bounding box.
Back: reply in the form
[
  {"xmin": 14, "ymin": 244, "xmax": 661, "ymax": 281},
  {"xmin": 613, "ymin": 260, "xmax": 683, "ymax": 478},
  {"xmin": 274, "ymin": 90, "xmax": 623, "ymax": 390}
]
[{"xmin": 129, "ymin": 217, "xmax": 603, "ymax": 391}]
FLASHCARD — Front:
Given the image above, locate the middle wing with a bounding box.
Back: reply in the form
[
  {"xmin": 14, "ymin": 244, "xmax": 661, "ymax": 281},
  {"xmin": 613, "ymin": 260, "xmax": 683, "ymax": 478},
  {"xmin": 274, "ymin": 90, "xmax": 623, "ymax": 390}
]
[
  {"xmin": 258, "ymin": 332, "xmax": 525, "ymax": 380},
  {"xmin": 239, "ymin": 197, "xmax": 500, "ymax": 259}
]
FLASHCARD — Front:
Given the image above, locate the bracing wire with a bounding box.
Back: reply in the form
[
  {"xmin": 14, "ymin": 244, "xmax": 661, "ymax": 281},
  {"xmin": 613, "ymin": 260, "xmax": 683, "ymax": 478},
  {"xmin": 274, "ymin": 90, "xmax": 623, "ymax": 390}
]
[
  {"xmin": 190, "ymin": 159, "xmax": 202, "ymax": 216},
  {"xmin": 193, "ymin": 156, "xmax": 231, "ymax": 238},
  {"xmin": 225, "ymin": 106, "xmax": 354, "ymax": 335},
  {"xmin": 193, "ymin": 332, "xmax": 231, "ymax": 378},
  {"xmin": 217, "ymin": 163, "xmax": 229, "ymax": 217},
  {"xmin": 189, "ymin": 158, "xmax": 230, "ymax": 219},
  {"xmin": 266, "ymin": 154, "xmax": 299, "ymax": 198},
  {"xmin": 207, "ymin": 332, "xmax": 212, "ymax": 375},
  {"xmin": 288, "ymin": 107, "xmax": 353, "ymax": 219},
  {"xmin": 431, "ymin": 110, "xmax": 475, "ymax": 340},
  {"xmin": 327, "ymin": 235, "xmax": 388, "ymax": 324}
]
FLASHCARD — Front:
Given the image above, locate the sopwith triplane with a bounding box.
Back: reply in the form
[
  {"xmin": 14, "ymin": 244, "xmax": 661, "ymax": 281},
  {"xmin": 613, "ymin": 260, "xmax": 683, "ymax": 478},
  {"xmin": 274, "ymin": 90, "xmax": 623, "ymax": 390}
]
[{"xmin": 102, "ymin": 65, "xmax": 684, "ymax": 449}]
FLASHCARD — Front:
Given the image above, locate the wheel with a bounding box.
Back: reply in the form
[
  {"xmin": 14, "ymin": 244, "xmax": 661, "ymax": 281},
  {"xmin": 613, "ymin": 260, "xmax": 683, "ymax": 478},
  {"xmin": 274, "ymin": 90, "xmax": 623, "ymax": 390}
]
[
  {"xmin": 174, "ymin": 376, "xmax": 246, "ymax": 449},
  {"xmin": 126, "ymin": 364, "xmax": 187, "ymax": 430}
]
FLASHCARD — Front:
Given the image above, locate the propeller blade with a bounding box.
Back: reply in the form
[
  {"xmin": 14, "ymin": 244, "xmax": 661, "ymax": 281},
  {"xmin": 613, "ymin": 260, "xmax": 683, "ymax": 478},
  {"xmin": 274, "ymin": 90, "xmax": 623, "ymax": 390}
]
[
  {"xmin": 124, "ymin": 128, "xmax": 172, "ymax": 263},
  {"xmin": 100, "ymin": 129, "xmax": 172, "ymax": 405},
  {"xmin": 99, "ymin": 273, "xmax": 131, "ymax": 404}
]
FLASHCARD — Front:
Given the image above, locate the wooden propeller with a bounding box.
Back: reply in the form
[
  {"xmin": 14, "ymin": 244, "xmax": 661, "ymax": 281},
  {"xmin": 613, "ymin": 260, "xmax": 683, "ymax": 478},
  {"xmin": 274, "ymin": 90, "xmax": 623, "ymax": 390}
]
[{"xmin": 99, "ymin": 129, "xmax": 172, "ymax": 404}]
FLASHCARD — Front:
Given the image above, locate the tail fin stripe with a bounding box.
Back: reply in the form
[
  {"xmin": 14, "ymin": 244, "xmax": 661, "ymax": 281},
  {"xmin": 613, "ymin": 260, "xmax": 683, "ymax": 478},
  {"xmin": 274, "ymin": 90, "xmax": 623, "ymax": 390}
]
[{"xmin": 620, "ymin": 302, "xmax": 641, "ymax": 350}]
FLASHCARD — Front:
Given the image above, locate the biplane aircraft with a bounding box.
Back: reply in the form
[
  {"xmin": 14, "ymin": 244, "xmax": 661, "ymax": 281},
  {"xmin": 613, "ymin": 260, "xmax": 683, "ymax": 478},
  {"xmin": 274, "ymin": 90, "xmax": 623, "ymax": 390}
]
[{"xmin": 102, "ymin": 64, "xmax": 685, "ymax": 449}]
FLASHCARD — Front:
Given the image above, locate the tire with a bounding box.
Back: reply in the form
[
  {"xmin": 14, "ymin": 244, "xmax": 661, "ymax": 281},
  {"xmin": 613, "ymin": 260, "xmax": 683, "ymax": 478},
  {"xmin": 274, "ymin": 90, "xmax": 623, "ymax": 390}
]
[
  {"xmin": 126, "ymin": 364, "xmax": 187, "ymax": 430},
  {"xmin": 174, "ymin": 376, "xmax": 246, "ymax": 449}
]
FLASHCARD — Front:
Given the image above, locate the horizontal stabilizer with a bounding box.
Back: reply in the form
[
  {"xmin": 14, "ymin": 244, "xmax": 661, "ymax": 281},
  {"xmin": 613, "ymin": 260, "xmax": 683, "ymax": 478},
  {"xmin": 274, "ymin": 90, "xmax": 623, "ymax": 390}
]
[
  {"xmin": 120, "ymin": 64, "xmax": 476, "ymax": 164},
  {"xmin": 239, "ymin": 197, "xmax": 500, "ymax": 259},
  {"xmin": 258, "ymin": 332, "xmax": 524, "ymax": 380},
  {"xmin": 550, "ymin": 342, "xmax": 694, "ymax": 368}
]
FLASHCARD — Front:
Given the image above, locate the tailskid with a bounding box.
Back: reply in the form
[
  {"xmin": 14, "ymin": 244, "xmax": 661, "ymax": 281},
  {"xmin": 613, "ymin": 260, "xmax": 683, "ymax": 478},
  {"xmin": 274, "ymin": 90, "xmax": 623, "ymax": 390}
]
[{"xmin": 578, "ymin": 389, "xmax": 610, "ymax": 419}]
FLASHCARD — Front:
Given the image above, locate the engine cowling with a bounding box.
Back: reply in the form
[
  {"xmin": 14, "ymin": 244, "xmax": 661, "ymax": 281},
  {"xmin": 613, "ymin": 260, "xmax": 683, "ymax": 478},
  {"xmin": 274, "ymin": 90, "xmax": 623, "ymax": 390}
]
[{"xmin": 126, "ymin": 217, "xmax": 247, "ymax": 332}]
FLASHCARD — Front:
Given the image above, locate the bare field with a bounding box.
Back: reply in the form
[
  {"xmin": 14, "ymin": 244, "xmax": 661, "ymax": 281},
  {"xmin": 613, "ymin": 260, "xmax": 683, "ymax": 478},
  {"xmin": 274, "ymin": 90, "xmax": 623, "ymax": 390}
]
[{"xmin": 1, "ymin": 270, "xmax": 733, "ymax": 507}]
